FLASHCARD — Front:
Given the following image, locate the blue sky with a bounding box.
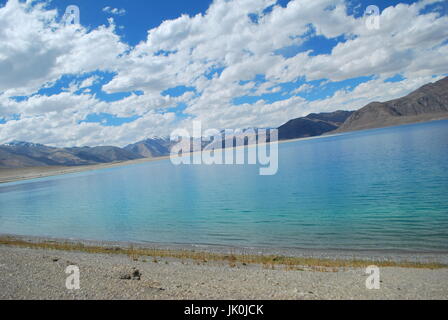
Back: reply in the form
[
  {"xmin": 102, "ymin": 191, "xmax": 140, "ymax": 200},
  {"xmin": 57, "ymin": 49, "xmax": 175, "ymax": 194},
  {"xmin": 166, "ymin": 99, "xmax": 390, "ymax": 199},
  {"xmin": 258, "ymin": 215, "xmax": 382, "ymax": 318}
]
[
  {"xmin": 0, "ymin": 0, "xmax": 447, "ymax": 146},
  {"xmin": 42, "ymin": 0, "xmax": 215, "ymax": 46},
  {"xmin": 31, "ymin": 0, "xmax": 438, "ymax": 46}
]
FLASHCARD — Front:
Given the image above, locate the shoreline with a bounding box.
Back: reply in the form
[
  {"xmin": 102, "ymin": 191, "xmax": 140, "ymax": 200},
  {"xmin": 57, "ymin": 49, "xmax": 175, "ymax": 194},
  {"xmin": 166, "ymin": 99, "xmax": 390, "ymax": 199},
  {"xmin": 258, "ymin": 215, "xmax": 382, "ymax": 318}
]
[
  {"xmin": 1, "ymin": 235, "xmax": 448, "ymax": 299},
  {"xmin": 0, "ymin": 133, "xmax": 341, "ymax": 185},
  {"xmin": 2, "ymin": 119, "xmax": 448, "ymax": 185},
  {"xmin": 2, "ymin": 234, "xmax": 447, "ymax": 267},
  {"xmin": 0, "ymin": 155, "xmax": 172, "ymax": 184}
]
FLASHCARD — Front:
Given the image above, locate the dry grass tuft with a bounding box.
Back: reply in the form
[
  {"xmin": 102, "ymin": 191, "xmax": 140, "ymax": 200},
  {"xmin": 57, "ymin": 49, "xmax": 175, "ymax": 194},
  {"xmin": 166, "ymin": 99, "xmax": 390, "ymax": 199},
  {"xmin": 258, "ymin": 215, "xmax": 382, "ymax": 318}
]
[{"xmin": 0, "ymin": 236, "xmax": 446, "ymax": 270}]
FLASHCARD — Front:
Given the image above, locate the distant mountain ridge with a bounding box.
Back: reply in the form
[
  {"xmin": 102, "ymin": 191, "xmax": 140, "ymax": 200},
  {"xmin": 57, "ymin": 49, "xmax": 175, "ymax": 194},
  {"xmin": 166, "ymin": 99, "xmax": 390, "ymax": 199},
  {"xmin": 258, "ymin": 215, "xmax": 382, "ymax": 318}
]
[
  {"xmin": 278, "ymin": 110, "xmax": 353, "ymax": 140},
  {"xmin": 124, "ymin": 138, "xmax": 173, "ymax": 158},
  {"xmin": 0, "ymin": 143, "xmax": 141, "ymax": 169},
  {"xmin": 1, "ymin": 77, "xmax": 447, "ymax": 169},
  {"xmin": 335, "ymin": 77, "xmax": 448, "ymax": 132}
]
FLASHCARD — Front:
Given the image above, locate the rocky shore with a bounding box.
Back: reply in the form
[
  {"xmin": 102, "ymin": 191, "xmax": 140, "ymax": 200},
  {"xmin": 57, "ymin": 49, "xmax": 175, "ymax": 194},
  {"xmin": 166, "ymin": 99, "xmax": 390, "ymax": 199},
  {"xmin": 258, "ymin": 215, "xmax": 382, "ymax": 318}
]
[{"xmin": 1, "ymin": 243, "xmax": 447, "ymax": 300}]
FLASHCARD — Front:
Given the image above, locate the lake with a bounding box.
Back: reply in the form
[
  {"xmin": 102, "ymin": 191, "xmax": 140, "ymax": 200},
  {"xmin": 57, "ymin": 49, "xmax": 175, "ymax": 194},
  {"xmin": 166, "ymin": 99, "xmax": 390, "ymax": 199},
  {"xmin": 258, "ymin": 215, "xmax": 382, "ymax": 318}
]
[{"xmin": 1, "ymin": 120, "xmax": 448, "ymax": 252}]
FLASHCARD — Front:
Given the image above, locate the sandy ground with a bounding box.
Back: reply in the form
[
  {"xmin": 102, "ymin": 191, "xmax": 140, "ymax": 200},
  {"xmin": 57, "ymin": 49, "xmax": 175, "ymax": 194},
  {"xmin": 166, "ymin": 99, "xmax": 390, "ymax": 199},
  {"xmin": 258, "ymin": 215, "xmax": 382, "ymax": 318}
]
[{"xmin": 1, "ymin": 245, "xmax": 447, "ymax": 300}]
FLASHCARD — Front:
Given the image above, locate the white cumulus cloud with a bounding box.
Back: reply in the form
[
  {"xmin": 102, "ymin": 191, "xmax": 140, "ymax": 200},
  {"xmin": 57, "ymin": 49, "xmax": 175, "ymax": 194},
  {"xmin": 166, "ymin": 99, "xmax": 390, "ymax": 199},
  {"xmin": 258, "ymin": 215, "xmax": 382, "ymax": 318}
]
[{"xmin": 0, "ymin": 0, "xmax": 447, "ymax": 147}]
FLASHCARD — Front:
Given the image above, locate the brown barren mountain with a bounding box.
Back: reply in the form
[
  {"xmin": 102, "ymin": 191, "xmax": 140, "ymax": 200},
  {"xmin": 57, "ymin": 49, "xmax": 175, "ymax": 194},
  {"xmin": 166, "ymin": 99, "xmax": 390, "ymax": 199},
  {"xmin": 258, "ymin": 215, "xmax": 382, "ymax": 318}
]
[
  {"xmin": 334, "ymin": 76, "xmax": 448, "ymax": 133},
  {"xmin": 278, "ymin": 110, "xmax": 353, "ymax": 140}
]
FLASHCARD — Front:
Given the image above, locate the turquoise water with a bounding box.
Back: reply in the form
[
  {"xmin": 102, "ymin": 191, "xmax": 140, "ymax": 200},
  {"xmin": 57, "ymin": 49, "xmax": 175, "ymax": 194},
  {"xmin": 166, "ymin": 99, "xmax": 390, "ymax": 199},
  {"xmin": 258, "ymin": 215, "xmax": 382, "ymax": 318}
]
[{"xmin": 1, "ymin": 120, "xmax": 448, "ymax": 252}]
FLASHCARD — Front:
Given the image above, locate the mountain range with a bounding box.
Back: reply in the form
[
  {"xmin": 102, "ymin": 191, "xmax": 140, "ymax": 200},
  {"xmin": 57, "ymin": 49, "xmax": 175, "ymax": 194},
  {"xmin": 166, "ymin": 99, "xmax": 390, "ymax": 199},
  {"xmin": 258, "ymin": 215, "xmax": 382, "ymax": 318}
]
[
  {"xmin": 335, "ymin": 76, "xmax": 448, "ymax": 132},
  {"xmin": 1, "ymin": 76, "xmax": 447, "ymax": 169},
  {"xmin": 0, "ymin": 141, "xmax": 141, "ymax": 168},
  {"xmin": 278, "ymin": 110, "xmax": 353, "ymax": 140}
]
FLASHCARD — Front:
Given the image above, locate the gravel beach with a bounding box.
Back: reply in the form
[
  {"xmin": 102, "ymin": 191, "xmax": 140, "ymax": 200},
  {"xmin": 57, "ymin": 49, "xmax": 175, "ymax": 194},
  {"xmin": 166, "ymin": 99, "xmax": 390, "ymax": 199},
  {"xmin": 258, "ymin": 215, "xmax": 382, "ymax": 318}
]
[{"xmin": 1, "ymin": 244, "xmax": 447, "ymax": 300}]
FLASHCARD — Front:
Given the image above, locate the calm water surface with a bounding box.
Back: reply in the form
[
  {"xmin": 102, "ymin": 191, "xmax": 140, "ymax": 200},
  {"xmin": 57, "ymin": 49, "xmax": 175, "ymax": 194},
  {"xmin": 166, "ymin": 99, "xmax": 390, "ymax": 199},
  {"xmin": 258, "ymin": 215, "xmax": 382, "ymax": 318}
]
[{"xmin": 1, "ymin": 120, "xmax": 448, "ymax": 252}]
